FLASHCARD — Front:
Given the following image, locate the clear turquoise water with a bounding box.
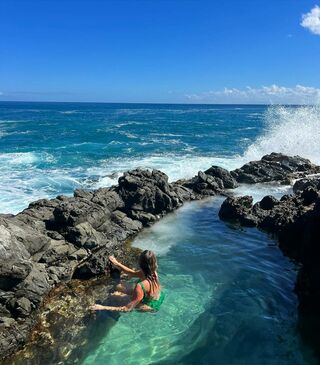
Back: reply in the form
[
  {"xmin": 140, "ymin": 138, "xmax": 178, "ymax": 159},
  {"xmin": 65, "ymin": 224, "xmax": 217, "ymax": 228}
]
[
  {"xmin": 81, "ymin": 198, "xmax": 315, "ymax": 365},
  {"xmin": 1, "ymin": 102, "xmax": 319, "ymax": 364}
]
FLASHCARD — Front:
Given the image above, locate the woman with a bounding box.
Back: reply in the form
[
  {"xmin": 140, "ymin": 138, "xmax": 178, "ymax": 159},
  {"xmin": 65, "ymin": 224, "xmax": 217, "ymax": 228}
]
[{"xmin": 90, "ymin": 250, "xmax": 165, "ymax": 312}]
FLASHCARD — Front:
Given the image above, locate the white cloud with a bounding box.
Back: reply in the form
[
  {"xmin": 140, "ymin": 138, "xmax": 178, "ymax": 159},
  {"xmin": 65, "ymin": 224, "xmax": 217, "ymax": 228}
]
[
  {"xmin": 185, "ymin": 85, "xmax": 320, "ymax": 104},
  {"xmin": 301, "ymin": 5, "xmax": 320, "ymax": 35}
]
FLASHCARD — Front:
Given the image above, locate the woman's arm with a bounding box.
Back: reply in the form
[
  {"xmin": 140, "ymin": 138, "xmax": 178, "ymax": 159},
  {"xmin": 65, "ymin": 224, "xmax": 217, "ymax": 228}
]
[
  {"xmin": 109, "ymin": 256, "xmax": 142, "ymax": 277},
  {"xmin": 90, "ymin": 304, "xmax": 130, "ymax": 312},
  {"xmin": 90, "ymin": 284, "xmax": 144, "ymax": 312}
]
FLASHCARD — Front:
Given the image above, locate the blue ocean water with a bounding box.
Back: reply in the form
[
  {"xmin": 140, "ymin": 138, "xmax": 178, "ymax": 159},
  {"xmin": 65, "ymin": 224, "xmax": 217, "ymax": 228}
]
[
  {"xmin": 1, "ymin": 102, "xmax": 319, "ymax": 364},
  {"xmin": 1, "ymin": 102, "xmax": 319, "ymax": 214}
]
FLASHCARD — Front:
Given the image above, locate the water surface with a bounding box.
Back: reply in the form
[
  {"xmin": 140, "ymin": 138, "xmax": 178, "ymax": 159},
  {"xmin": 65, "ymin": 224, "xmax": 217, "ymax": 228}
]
[{"xmin": 80, "ymin": 198, "xmax": 316, "ymax": 365}]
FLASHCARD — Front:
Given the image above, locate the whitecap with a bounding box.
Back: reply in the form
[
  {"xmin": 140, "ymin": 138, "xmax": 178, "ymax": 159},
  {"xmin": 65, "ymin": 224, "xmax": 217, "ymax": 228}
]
[
  {"xmin": 59, "ymin": 110, "xmax": 79, "ymax": 114},
  {"xmin": 243, "ymin": 105, "xmax": 320, "ymax": 165},
  {"xmin": 0, "ymin": 152, "xmax": 38, "ymax": 165}
]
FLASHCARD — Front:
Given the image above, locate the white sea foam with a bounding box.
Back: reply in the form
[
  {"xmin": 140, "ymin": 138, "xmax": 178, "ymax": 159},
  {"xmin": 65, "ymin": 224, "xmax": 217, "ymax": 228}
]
[
  {"xmin": 59, "ymin": 110, "xmax": 79, "ymax": 114},
  {"xmin": 87, "ymin": 154, "xmax": 240, "ymax": 191},
  {"xmin": 0, "ymin": 152, "xmax": 39, "ymax": 165},
  {"xmin": 243, "ymin": 105, "xmax": 320, "ymax": 165},
  {"xmin": 1, "ymin": 104, "xmax": 318, "ymax": 214},
  {"xmin": 233, "ymin": 183, "xmax": 292, "ymax": 202}
]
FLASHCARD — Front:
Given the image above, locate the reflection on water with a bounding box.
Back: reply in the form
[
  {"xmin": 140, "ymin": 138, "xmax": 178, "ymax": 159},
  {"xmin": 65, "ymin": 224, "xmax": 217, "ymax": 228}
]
[{"xmin": 80, "ymin": 198, "xmax": 317, "ymax": 365}]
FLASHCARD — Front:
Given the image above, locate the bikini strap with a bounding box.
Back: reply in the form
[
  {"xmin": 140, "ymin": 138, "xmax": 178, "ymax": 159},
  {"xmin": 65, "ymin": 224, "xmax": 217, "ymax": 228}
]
[{"xmin": 138, "ymin": 281, "xmax": 147, "ymax": 295}]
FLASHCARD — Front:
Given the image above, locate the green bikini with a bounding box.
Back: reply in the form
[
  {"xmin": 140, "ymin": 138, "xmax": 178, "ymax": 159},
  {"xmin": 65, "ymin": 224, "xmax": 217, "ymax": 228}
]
[{"xmin": 137, "ymin": 281, "xmax": 165, "ymax": 311}]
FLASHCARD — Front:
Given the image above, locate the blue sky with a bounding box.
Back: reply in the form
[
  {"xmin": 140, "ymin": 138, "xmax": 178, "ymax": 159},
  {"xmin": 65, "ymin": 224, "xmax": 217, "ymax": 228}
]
[{"xmin": 0, "ymin": 0, "xmax": 320, "ymax": 103}]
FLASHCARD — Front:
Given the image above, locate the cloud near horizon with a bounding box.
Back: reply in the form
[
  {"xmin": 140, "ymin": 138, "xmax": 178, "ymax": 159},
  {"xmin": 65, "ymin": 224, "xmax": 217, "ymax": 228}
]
[
  {"xmin": 185, "ymin": 84, "xmax": 320, "ymax": 104},
  {"xmin": 301, "ymin": 5, "xmax": 320, "ymax": 35}
]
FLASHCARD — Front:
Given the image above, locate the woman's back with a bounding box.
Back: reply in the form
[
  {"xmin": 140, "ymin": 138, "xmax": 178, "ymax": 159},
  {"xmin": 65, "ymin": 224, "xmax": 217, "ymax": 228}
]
[{"xmin": 139, "ymin": 276, "xmax": 161, "ymax": 300}]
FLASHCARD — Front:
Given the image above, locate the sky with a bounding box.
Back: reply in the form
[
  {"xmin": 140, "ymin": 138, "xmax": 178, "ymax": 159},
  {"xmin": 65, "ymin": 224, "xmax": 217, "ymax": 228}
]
[{"xmin": 0, "ymin": 0, "xmax": 320, "ymax": 104}]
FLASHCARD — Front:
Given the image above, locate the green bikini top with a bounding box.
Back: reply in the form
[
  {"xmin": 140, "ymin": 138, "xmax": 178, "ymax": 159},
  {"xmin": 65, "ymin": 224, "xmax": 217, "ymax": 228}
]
[{"xmin": 137, "ymin": 280, "xmax": 165, "ymax": 311}]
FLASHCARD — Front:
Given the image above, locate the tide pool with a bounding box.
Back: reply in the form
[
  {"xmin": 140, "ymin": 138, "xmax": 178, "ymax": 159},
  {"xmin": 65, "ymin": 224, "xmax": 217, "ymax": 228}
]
[
  {"xmin": 1, "ymin": 102, "xmax": 319, "ymax": 364},
  {"xmin": 80, "ymin": 198, "xmax": 316, "ymax": 365}
]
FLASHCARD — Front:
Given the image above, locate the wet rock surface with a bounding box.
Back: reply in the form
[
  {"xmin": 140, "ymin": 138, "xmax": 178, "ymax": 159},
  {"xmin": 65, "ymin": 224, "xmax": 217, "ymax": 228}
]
[
  {"xmin": 0, "ymin": 166, "xmax": 222, "ymax": 361},
  {"xmin": 231, "ymin": 153, "xmax": 320, "ymax": 184},
  {"xmin": 1, "ymin": 153, "xmax": 320, "ymax": 363}
]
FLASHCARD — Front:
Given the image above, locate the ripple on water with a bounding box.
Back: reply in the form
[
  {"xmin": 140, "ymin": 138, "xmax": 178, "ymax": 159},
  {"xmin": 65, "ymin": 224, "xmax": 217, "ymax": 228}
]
[{"xmin": 80, "ymin": 198, "xmax": 317, "ymax": 365}]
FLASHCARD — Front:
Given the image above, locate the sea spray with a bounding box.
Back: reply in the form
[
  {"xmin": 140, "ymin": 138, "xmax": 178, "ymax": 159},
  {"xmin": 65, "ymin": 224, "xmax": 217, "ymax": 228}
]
[
  {"xmin": 243, "ymin": 105, "xmax": 320, "ymax": 165},
  {"xmin": 1, "ymin": 103, "xmax": 319, "ymax": 214}
]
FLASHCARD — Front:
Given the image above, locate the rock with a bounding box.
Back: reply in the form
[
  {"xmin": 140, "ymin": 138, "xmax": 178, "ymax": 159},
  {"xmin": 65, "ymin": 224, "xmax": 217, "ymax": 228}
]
[
  {"xmin": 38, "ymin": 240, "xmax": 75, "ymax": 264},
  {"xmin": 2, "ymin": 155, "xmax": 318, "ymax": 362},
  {"xmin": 300, "ymin": 188, "xmax": 319, "ymax": 206},
  {"xmin": 14, "ymin": 264, "xmax": 51, "ymax": 305},
  {"xmin": 204, "ymin": 166, "xmax": 238, "ymax": 189},
  {"xmin": 53, "ymin": 199, "xmax": 110, "ymax": 230},
  {"xmin": 171, "ymin": 184, "xmax": 196, "ymax": 201},
  {"xmin": 0, "ymin": 316, "xmax": 15, "ymax": 328},
  {"xmin": 257, "ymin": 195, "xmax": 279, "ymax": 210},
  {"xmin": 0, "ymin": 260, "xmax": 32, "ymax": 291},
  {"xmin": 0, "ymin": 304, "xmax": 11, "ymax": 318},
  {"xmin": 178, "ymin": 172, "xmax": 219, "ymax": 197},
  {"xmin": 219, "ymin": 196, "xmax": 258, "ymax": 227},
  {"xmin": 293, "ymin": 176, "xmax": 320, "ymax": 194},
  {"xmin": 68, "ymin": 248, "xmax": 88, "ymax": 261},
  {"xmin": 111, "ymin": 210, "xmax": 143, "ymax": 232},
  {"xmin": 129, "ymin": 211, "xmax": 158, "ymax": 226},
  {"xmin": 91, "ymin": 189, "xmax": 125, "ymax": 211},
  {"xmin": 117, "ymin": 169, "xmax": 181, "ymax": 215},
  {"xmin": 231, "ymin": 153, "xmax": 320, "ymax": 184},
  {"xmin": 13, "ymin": 297, "xmax": 32, "ymax": 318},
  {"xmin": 65, "ymin": 222, "xmax": 106, "ymax": 249}
]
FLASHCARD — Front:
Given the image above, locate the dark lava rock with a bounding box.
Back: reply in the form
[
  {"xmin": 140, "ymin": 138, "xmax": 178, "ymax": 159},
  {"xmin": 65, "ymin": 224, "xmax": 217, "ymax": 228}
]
[
  {"xmin": 117, "ymin": 169, "xmax": 182, "ymax": 216},
  {"xmin": 231, "ymin": 153, "xmax": 320, "ymax": 184},
  {"xmin": 293, "ymin": 176, "xmax": 320, "ymax": 194},
  {"xmin": 0, "ymin": 261, "xmax": 32, "ymax": 291},
  {"xmin": 1, "ymin": 163, "xmax": 229, "ymax": 360},
  {"xmin": 2, "ymin": 155, "xmax": 317, "ymax": 362},
  {"xmin": 204, "ymin": 165, "xmax": 238, "ymax": 189},
  {"xmin": 219, "ymin": 196, "xmax": 258, "ymax": 227},
  {"xmin": 257, "ymin": 195, "xmax": 279, "ymax": 210}
]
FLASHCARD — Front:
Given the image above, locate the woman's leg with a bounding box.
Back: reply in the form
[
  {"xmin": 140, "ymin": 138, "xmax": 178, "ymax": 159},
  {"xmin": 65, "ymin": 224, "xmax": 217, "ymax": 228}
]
[
  {"xmin": 109, "ymin": 293, "xmax": 131, "ymax": 306},
  {"xmin": 136, "ymin": 304, "xmax": 154, "ymax": 312},
  {"xmin": 115, "ymin": 281, "xmax": 134, "ymax": 295}
]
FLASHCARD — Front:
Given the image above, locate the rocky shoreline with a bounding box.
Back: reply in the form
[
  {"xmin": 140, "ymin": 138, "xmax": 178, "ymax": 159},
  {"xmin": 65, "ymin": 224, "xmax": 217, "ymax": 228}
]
[{"xmin": 1, "ymin": 152, "xmax": 320, "ymax": 363}]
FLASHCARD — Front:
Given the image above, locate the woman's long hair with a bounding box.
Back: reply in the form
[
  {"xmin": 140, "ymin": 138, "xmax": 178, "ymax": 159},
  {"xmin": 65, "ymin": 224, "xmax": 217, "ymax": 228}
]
[{"xmin": 139, "ymin": 250, "xmax": 160, "ymax": 297}]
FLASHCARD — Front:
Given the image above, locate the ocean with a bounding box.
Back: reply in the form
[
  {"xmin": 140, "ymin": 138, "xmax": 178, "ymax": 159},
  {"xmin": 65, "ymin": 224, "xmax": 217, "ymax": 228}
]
[{"xmin": 1, "ymin": 102, "xmax": 319, "ymax": 364}]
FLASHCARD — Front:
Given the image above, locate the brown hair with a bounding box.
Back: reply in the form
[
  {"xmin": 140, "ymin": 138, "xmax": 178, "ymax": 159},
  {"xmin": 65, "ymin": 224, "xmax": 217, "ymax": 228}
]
[{"xmin": 139, "ymin": 250, "xmax": 160, "ymax": 297}]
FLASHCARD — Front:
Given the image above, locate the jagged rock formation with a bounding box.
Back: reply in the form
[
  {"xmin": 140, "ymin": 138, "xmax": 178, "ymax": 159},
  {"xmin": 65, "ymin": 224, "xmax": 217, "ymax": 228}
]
[
  {"xmin": 0, "ymin": 166, "xmax": 236, "ymax": 360},
  {"xmin": 1, "ymin": 153, "xmax": 319, "ymax": 362},
  {"xmin": 231, "ymin": 152, "xmax": 320, "ymax": 184}
]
